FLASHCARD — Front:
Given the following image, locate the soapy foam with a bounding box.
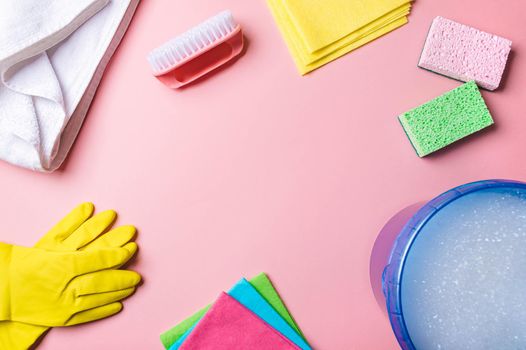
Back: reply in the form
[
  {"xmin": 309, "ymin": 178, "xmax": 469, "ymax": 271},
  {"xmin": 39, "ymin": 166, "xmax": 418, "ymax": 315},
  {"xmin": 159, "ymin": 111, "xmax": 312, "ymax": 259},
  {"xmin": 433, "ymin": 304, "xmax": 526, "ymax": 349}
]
[{"xmin": 402, "ymin": 187, "xmax": 526, "ymax": 349}]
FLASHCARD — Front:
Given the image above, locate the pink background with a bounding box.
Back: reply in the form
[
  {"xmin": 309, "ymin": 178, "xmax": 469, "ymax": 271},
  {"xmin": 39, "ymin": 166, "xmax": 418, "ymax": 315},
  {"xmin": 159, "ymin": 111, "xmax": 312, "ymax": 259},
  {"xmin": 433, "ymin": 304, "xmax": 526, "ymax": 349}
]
[{"xmin": 2, "ymin": 0, "xmax": 526, "ymax": 349}]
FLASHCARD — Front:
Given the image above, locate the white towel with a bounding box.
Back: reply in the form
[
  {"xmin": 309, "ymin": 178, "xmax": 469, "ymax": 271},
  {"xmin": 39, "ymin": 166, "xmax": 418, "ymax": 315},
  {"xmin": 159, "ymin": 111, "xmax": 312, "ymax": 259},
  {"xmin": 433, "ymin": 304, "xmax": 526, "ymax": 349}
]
[{"xmin": 0, "ymin": 0, "xmax": 139, "ymax": 171}]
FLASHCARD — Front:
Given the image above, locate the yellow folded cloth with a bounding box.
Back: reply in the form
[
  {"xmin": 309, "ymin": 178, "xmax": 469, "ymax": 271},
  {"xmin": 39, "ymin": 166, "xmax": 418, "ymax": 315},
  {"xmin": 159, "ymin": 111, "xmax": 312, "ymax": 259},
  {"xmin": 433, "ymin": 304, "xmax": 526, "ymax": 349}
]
[{"xmin": 267, "ymin": 0, "xmax": 412, "ymax": 74}]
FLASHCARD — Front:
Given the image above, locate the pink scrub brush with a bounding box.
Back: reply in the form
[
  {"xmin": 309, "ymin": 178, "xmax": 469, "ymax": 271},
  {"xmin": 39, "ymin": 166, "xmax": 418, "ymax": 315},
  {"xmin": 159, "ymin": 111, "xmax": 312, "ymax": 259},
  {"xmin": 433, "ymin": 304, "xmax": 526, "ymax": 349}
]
[{"xmin": 147, "ymin": 10, "xmax": 244, "ymax": 89}]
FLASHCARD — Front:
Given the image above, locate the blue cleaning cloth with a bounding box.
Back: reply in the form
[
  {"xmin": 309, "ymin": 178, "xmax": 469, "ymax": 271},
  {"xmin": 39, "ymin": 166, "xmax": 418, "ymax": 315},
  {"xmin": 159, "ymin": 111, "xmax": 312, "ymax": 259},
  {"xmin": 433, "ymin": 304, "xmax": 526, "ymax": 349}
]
[
  {"xmin": 169, "ymin": 278, "xmax": 311, "ymax": 350},
  {"xmin": 169, "ymin": 325, "xmax": 196, "ymax": 350}
]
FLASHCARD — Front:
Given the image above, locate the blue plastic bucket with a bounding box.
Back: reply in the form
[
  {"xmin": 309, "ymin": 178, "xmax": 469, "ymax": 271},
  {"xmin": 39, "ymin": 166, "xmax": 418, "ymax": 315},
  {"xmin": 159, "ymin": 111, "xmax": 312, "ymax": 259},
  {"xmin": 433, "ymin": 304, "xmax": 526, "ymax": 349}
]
[{"xmin": 383, "ymin": 180, "xmax": 526, "ymax": 349}]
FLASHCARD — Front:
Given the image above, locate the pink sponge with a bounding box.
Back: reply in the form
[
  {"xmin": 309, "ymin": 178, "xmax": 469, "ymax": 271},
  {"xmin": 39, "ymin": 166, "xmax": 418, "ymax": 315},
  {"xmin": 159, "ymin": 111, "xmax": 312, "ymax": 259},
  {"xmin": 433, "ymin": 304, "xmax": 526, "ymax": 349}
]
[{"xmin": 418, "ymin": 16, "xmax": 512, "ymax": 91}]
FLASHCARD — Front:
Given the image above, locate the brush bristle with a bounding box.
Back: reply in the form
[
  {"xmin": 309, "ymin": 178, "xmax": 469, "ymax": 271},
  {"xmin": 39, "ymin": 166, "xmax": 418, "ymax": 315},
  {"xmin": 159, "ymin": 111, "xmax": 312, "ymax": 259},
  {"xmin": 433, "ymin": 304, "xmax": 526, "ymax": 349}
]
[{"xmin": 147, "ymin": 10, "xmax": 238, "ymax": 74}]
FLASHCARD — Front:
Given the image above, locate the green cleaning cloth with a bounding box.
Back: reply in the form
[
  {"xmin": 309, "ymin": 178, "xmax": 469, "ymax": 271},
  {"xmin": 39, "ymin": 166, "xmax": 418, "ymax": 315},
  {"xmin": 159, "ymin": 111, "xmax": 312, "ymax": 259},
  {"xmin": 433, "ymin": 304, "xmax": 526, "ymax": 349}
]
[{"xmin": 160, "ymin": 273, "xmax": 305, "ymax": 349}]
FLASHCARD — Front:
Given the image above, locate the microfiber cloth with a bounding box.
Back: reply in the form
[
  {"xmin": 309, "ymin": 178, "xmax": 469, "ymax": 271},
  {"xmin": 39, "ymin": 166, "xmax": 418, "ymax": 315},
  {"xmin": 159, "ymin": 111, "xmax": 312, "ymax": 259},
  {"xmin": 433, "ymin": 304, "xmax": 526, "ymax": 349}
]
[
  {"xmin": 267, "ymin": 0, "xmax": 412, "ymax": 74},
  {"xmin": 0, "ymin": 0, "xmax": 139, "ymax": 171},
  {"xmin": 160, "ymin": 273, "xmax": 307, "ymax": 349},
  {"xmin": 229, "ymin": 278, "xmax": 311, "ymax": 349},
  {"xmin": 178, "ymin": 293, "xmax": 300, "ymax": 350},
  {"xmin": 250, "ymin": 273, "xmax": 305, "ymax": 338},
  {"xmin": 169, "ymin": 278, "xmax": 311, "ymax": 350}
]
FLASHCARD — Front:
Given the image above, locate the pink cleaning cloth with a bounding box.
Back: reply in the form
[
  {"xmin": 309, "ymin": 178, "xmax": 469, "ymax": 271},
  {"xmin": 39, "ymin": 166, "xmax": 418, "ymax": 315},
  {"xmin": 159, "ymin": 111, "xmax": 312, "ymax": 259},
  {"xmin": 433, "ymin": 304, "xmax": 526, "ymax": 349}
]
[
  {"xmin": 418, "ymin": 16, "xmax": 512, "ymax": 91},
  {"xmin": 179, "ymin": 292, "xmax": 300, "ymax": 350}
]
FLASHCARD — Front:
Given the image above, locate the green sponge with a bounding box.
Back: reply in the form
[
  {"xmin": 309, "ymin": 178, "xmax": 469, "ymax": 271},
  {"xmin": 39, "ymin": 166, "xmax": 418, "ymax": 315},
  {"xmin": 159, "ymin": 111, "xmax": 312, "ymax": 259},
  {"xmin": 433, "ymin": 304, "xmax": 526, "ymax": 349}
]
[{"xmin": 399, "ymin": 81, "xmax": 494, "ymax": 157}]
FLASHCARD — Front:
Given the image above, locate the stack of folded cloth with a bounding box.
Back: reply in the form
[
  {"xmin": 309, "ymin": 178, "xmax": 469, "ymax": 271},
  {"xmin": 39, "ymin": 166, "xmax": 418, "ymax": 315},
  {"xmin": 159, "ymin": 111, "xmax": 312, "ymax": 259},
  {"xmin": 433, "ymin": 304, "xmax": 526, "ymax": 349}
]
[
  {"xmin": 160, "ymin": 273, "xmax": 311, "ymax": 350},
  {"xmin": 0, "ymin": 0, "xmax": 139, "ymax": 171},
  {"xmin": 267, "ymin": 0, "xmax": 412, "ymax": 74}
]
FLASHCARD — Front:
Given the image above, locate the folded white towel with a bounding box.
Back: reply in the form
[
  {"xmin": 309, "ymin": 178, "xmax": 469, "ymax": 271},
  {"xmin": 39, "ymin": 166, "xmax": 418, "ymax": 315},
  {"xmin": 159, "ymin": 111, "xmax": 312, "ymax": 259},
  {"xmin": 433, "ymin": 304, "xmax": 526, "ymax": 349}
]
[{"xmin": 0, "ymin": 0, "xmax": 139, "ymax": 171}]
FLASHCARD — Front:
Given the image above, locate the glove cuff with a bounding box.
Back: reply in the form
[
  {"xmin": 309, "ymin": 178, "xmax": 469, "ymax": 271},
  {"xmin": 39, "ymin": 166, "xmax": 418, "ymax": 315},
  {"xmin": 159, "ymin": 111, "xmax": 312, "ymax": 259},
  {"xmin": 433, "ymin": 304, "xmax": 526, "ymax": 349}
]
[
  {"xmin": 0, "ymin": 322, "xmax": 49, "ymax": 350},
  {"xmin": 0, "ymin": 242, "xmax": 12, "ymax": 321}
]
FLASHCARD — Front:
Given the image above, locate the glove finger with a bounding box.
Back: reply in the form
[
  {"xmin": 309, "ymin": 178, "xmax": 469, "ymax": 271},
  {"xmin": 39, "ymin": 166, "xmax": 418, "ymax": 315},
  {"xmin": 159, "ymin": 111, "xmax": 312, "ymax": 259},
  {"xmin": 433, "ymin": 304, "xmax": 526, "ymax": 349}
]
[
  {"xmin": 82, "ymin": 225, "xmax": 136, "ymax": 251},
  {"xmin": 73, "ymin": 247, "xmax": 132, "ymax": 275},
  {"xmin": 35, "ymin": 203, "xmax": 94, "ymax": 249},
  {"xmin": 77, "ymin": 287, "xmax": 136, "ymax": 311},
  {"xmin": 117, "ymin": 242, "xmax": 138, "ymax": 268},
  {"xmin": 65, "ymin": 302, "xmax": 123, "ymax": 326},
  {"xmin": 73, "ymin": 270, "xmax": 141, "ymax": 295},
  {"xmin": 93, "ymin": 242, "xmax": 138, "ymax": 269},
  {"xmin": 62, "ymin": 210, "xmax": 117, "ymax": 250}
]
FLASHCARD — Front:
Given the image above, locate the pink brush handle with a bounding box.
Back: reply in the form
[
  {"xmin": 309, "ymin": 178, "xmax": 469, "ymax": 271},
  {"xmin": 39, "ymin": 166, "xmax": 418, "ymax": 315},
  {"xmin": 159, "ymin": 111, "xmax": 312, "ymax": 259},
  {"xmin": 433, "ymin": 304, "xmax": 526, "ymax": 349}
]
[{"xmin": 157, "ymin": 27, "xmax": 244, "ymax": 89}]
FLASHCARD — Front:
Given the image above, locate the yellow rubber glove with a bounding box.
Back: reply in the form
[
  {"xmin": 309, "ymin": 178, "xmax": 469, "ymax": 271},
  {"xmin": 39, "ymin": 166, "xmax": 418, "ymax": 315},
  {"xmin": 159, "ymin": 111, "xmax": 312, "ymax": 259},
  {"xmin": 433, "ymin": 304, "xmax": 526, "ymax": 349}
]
[{"xmin": 0, "ymin": 203, "xmax": 140, "ymax": 349}]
